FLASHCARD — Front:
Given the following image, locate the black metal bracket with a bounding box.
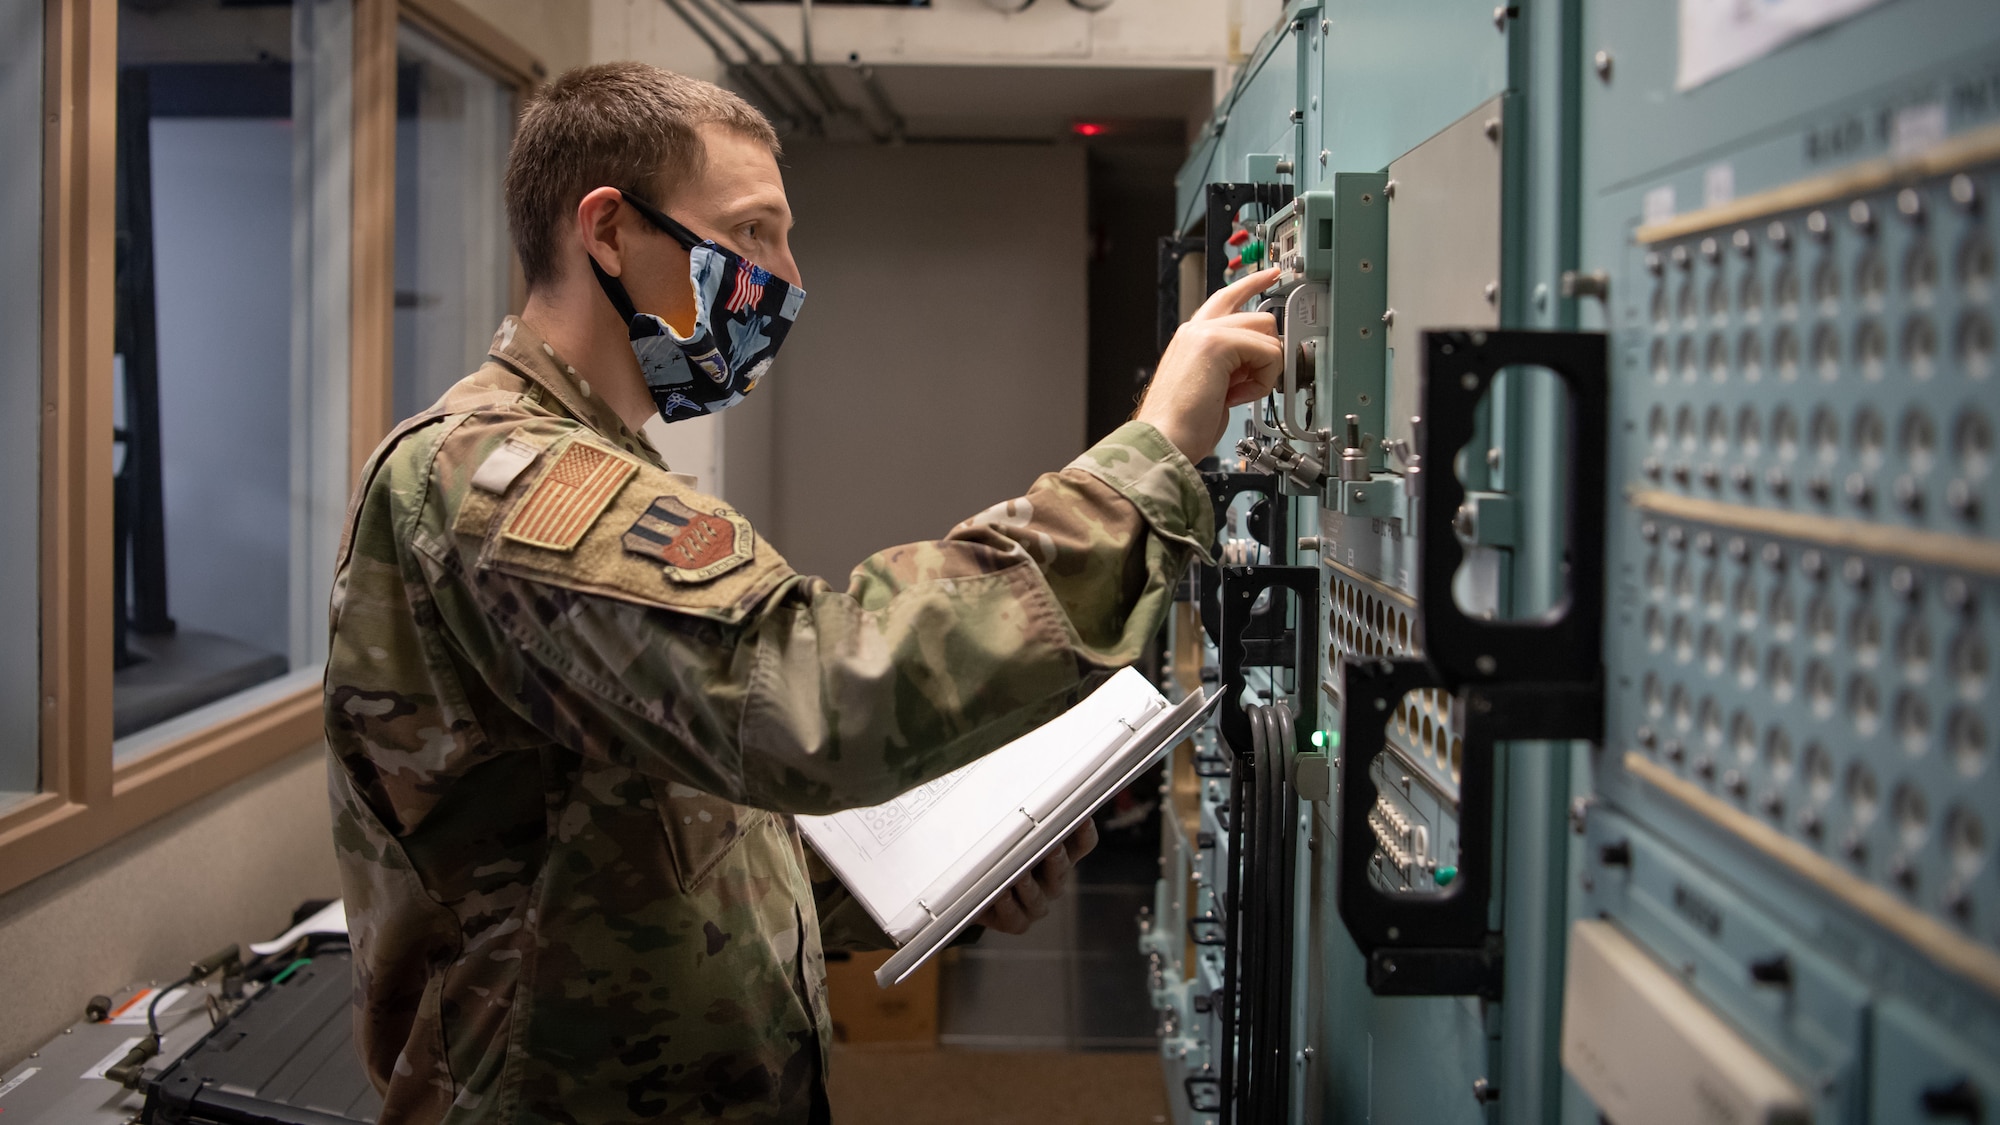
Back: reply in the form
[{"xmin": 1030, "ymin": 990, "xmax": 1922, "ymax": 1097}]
[
  {"xmin": 1158, "ymin": 234, "xmax": 1204, "ymax": 354},
  {"xmin": 1333, "ymin": 329, "xmax": 1609, "ymax": 998},
  {"xmin": 1217, "ymin": 566, "xmax": 1320, "ymax": 762},
  {"xmin": 1185, "ymin": 1073, "xmax": 1223, "ymax": 1114},
  {"xmin": 1415, "ymin": 330, "xmax": 1608, "ymax": 687},
  {"xmin": 1204, "ymin": 181, "xmax": 1295, "ymax": 296},
  {"xmin": 1197, "ymin": 472, "xmax": 1287, "ymax": 645},
  {"xmin": 1336, "ymin": 664, "xmax": 1600, "ymax": 999}
]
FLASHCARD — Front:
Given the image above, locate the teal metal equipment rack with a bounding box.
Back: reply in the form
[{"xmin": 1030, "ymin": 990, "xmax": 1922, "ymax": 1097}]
[{"xmin": 1144, "ymin": 1, "xmax": 2000, "ymax": 1122}]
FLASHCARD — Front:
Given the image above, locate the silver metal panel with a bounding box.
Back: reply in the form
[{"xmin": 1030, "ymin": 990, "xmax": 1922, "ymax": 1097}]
[{"xmin": 1383, "ymin": 97, "xmax": 1505, "ymax": 455}]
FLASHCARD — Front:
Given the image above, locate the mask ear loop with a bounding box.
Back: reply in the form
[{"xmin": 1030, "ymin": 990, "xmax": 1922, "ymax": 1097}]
[
  {"xmin": 616, "ymin": 188, "xmax": 706, "ymax": 251},
  {"xmin": 588, "ymin": 254, "xmax": 644, "ymax": 333}
]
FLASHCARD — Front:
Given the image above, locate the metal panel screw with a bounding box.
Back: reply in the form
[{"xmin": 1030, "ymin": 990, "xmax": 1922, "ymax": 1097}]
[
  {"xmin": 1671, "ymin": 244, "xmax": 1691, "ymax": 269},
  {"xmin": 1942, "ymin": 575, "xmax": 1973, "ymax": 613},
  {"xmin": 1891, "ymin": 565, "xmax": 1917, "ymax": 600},
  {"xmin": 1381, "ymin": 308, "xmax": 1395, "ymax": 325},
  {"xmin": 1484, "ymin": 280, "xmax": 1500, "ymax": 303},
  {"xmin": 1493, "ymin": 5, "xmax": 1509, "ymax": 29},
  {"xmin": 1845, "ymin": 472, "xmax": 1873, "ymax": 507},
  {"xmin": 1484, "ymin": 117, "xmax": 1502, "ymax": 141},
  {"xmin": 1383, "ymin": 178, "xmax": 1397, "ymax": 198},
  {"xmin": 1290, "ymin": 109, "xmax": 1304, "ymax": 123},
  {"xmin": 1843, "ymin": 557, "xmax": 1869, "ymax": 589},
  {"xmin": 1897, "ymin": 188, "xmax": 1924, "ymax": 220},
  {"xmin": 1733, "ymin": 229, "xmax": 1754, "ymax": 256},
  {"xmin": 1700, "ymin": 237, "xmax": 1719, "ymax": 262},
  {"xmin": 1320, "ymin": 17, "xmax": 1330, "ymax": 33},
  {"xmin": 1473, "ymin": 1077, "xmax": 1501, "ymax": 1104},
  {"xmin": 1894, "ymin": 474, "xmax": 1922, "ymax": 513},
  {"xmin": 1319, "ymin": 149, "xmax": 1330, "ymax": 165},
  {"xmin": 1767, "ymin": 220, "xmax": 1790, "ymax": 248},
  {"xmin": 1562, "ymin": 270, "xmax": 1609, "ymax": 299},
  {"xmin": 1950, "ymin": 173, "xmax": 1978, "ymax": 210},
  {"xmin": 1947, "ymin": 478, "xmax": 1978, "ymax": 520},
  {"xmin": 1593, "ymin": 50, "xmax": 1612, "ymax": 81},
  {"xmin": 1848, "ymin": 199, "xmax": 1874, "ymax": 232},
  {"xmin": 1806, "ymin": 210, "xmax": 1830, "ymax": 238}
]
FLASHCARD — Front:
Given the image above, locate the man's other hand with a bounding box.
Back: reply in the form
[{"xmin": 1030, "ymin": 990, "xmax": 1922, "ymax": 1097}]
[
  {"xmin": 973, "ymin": 818, "xmax": 1100, "ymax": 935},
  {"xmin": 1134, "ymin": 266, "xmax": 1285, "ymax": 461}
]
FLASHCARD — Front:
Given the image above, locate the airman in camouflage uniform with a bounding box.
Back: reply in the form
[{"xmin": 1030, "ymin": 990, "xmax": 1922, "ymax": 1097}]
[{"xmin": 325, "ymin": 312, "xmax": 1218, "ymax": 1122}]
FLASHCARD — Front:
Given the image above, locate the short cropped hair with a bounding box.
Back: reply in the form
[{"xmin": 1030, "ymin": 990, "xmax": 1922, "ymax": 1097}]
[{"xmin": 505, "ymin": 62, "xmax": 780, "ymax": 289}]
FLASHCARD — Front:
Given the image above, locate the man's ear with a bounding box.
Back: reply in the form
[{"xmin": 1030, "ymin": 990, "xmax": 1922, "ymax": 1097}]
[{"xmin": 576, "ymin": 187, "xmax": 629, "ymax": 277}]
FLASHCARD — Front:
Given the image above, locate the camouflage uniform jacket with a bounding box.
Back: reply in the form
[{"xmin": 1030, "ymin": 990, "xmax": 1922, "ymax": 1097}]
[{"xmin": 325, "ymin": 317, "xmax": 1214, "ymax": 1124}]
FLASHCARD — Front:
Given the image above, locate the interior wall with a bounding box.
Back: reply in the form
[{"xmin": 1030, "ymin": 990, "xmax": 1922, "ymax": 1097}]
[
  {"xmin": 761, "ymin": 141, "xmax": 1087, "ymax": 582},
  {"xmin": 458, "ymin": 0, "xmax": 591, "ymax": 77},
  {"xmin": 0, "ymin": 747, "xmax": 341, "ymax": 1069}
]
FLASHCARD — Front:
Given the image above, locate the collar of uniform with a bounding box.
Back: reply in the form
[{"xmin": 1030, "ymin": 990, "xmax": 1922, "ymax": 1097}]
[{"xmin": 486, "ymin": 316, "xmax": 664, "ymax": 465}]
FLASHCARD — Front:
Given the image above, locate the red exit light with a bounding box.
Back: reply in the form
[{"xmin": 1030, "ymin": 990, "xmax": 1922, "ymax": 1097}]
[{"xmin": 1071, "ymin": 122, "xmax": 1107, "ymax": 137}]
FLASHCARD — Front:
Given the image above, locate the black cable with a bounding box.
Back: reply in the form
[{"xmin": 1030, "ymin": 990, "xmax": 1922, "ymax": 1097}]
[
  {"xmin": 1218, "ymin": 711, "xmax": 1248, "ymax": 1125},
  {"xmin": 1249, "ymin": 704, "xmax": 1276, "ymax": 1118}
]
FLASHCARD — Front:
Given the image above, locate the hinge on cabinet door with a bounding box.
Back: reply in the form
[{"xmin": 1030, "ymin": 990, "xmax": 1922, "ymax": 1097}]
[{"xmin": 1335, "ymin": 329, "xmax": 1609, "ymax": 999}]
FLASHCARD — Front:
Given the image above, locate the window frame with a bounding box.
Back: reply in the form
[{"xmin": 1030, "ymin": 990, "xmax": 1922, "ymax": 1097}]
[{"xmin": 0, "ymin": 0, "xmax": 540, "ymax": 896}]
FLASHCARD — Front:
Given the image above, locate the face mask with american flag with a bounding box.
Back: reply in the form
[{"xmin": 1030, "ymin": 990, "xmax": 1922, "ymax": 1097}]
[{"xmin": 588, "ymin": 189, "xmax": 806, "ymax": 425}]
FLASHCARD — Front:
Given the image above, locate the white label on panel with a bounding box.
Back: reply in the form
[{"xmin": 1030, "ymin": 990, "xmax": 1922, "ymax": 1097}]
[
  {"xmin": 1703, "ymin": 163, "xmax": 1736, "ymax": 208},
  {"xmin": 1893, "ymin": 101, "xmax": 1947, "ymax": 159},
  {"xmin": 1642, "ymin": 184, "xmax": 1677, "ymax": 227}
]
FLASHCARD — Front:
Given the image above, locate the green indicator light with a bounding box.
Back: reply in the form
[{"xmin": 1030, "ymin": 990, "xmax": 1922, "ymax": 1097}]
[
  {"xmin": 1434, "ymin": 866, "xmax": 1458, "ymax": 887},
  {"xmin": 1310, "ymin": 730, "xmax": 1325, "ymax": 748},
  {"xmin": 1325, "ymin": 731, "xmax": 1339, "ymax": 749}
]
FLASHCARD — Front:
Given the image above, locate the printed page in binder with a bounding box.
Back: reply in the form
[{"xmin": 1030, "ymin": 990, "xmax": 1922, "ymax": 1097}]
[{"xmin": 798, "ymin": 667, "xmax": 1168, "ymax": 942}]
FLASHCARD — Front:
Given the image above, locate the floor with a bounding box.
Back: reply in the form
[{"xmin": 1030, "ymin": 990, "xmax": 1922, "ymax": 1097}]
[
  {"xmin": 937, "ymin": 822, "xmax": 1161, "ymax": 1050},
  {"xmin": 825, "ymin": 804, "xmax": 1173, "ymax": 1124},
  {"xmin": 827, "ymin": 1046, "xmax": 1171, "ymax": 1125}
]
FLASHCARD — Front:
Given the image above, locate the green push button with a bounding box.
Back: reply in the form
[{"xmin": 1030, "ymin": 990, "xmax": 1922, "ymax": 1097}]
[
  {"xmin": 1242, "ymin": 239, "xmax": 1265, "ymax": 263},
  {"xmin": 1433, "ymin": 866, "xmax": 1458, "ymax": 887}
]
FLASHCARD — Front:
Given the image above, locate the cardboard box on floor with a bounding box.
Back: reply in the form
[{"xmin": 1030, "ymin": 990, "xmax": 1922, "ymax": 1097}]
[{"xmin": 825, "ymin": 949, "xmax": 938, "ymax": 1045}]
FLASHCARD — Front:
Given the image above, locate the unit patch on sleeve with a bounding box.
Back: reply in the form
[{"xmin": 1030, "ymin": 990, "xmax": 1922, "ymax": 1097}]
[
  {"xmin": 501, "ymin": 439, "xmax": 637, "ymax": 551},
  {"xmin": 622, "ymin": 495, "xmax": 755, "ymax": 583}
]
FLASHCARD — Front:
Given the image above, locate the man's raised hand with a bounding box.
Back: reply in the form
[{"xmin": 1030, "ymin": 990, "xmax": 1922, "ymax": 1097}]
[{"xmin": 1134, "ymin": 266, "xmax": 1285, "ymax": 461}]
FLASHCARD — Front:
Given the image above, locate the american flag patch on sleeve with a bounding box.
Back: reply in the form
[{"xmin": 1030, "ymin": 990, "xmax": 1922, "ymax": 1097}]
[{"xmin": 500, "ymin": 439, "xmax": 637, "ymax": 551}]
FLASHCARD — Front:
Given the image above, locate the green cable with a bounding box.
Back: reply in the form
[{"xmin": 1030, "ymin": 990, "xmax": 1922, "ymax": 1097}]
[{"xmin": 271, "ymin": 957, "xmax": 314, "ymax": 985}]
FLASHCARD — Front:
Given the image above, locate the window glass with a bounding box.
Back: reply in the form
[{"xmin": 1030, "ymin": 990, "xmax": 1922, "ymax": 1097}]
[
  {"xmin": 0, "ymin": 0, "xmax": 43, "ymax": 804},
  {"xmin": 112, "ymin": 0, "xmax": 352, "ymax": 753},
  {"xmin": 393, "ymin": 25, "xmax": 514, "ymax": 423}
]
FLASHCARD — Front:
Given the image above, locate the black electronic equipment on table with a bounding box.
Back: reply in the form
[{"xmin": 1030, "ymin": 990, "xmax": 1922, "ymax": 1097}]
[{"xmin": 141, "ymin": 951, "xmax": 378, "ymax": 1125}]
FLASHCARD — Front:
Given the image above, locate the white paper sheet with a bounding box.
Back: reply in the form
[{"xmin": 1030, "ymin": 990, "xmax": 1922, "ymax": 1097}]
[
  {"xmin": 798, "ymin": 667, "xmax": 1167, "ymax": 942},
  {"xmin": 1678, "ymin": 0, "xmax": 1891, "ymax": 91},
  {"xmin": 248, "ymin": 899, "xmax": 348, "ymax": 956}
]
